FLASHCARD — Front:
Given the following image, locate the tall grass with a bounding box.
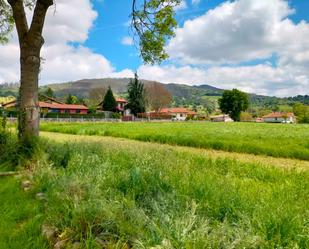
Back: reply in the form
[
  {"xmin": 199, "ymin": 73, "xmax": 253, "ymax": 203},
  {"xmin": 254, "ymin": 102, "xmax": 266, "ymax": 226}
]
[
  {"xmin": 40, "ymin": 122, "xmax": 309, "ymax": 160},
  {"xmin": 30, "ymin": 134, "xmax": 309, "ymax": 248},
  {"xmin": 0, "ymin": 177, "xmax": 48, "ymax": 249}
]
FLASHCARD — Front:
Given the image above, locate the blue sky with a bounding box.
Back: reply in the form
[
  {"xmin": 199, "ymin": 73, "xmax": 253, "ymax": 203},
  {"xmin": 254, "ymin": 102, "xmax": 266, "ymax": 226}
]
[{"xmin": 1, "ymin": 0, "xmax": 309, "ymax": 97}]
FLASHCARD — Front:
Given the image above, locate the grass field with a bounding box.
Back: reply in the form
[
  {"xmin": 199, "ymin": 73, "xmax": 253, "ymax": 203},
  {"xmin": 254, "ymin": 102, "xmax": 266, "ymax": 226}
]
[
  {"xmin": 41, "ymin": 122, "xmax": 309, "ymax": 160},
  {"xmin": 40, "ymin": 133, "xmax": 309, "ymax": 247},
  {"xmin": 1, "ymin": 122, "xmax": 309, "ymax": 248},
  {"xmin": 0, "ymin": 177, "xmax": 47, "ymax": 249}
]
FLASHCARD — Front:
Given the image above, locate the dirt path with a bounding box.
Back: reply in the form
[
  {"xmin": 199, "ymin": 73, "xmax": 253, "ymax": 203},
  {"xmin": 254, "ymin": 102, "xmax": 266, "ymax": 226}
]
[{"xmin": 41, "ymin": 132, "xmax": 309, "ymax": 171}]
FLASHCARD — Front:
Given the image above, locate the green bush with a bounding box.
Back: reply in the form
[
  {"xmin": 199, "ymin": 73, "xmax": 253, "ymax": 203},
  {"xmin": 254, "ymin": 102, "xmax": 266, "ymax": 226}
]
[{"xmin": 111, "ymin": 112, "xmax": 121, "ymax": 119}]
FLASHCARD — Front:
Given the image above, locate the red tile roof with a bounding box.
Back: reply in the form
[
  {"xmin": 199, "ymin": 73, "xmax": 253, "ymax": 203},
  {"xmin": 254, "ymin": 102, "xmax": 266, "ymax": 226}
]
[
  {"xmin": 39, "ymin": 102, "xmax": 88, "ymax": 110},
  {"xmin": 3, "ymin": 100, "xmax": 88, "ymax": 110},
  {"xmin": 116, "ymin": 98, "xmax": 127, "ymax": 103},
  {"xmin": 262, "ymin": 112, "xmax": 294, "ymax": 118},
  {"xmin": 159, "ymin": 108, "xmax": 197, "ymax": 114}
]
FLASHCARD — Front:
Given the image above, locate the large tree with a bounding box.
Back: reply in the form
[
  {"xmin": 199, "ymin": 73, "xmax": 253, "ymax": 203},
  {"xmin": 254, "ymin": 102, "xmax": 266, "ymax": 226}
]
[
  {"xmin": 145, "ymin": 82, "xmax": 172, "ymax": 112},
  {"xmin": 126, "ymin": 73, "xmax": 146, "ymax": 116},
  {"xmin": 0, "ymin": 0, "xmax": 180, "ymax": 144},
  {"xmin": 219, "ymin": 89, "xmax": 249, "ymax": 121}
]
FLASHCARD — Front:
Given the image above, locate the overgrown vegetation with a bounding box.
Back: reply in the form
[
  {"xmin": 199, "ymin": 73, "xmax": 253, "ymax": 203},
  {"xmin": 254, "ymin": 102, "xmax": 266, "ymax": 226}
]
[{"xmin": 40, "ymin": 122, "xmax": 309, "ymax": 160}]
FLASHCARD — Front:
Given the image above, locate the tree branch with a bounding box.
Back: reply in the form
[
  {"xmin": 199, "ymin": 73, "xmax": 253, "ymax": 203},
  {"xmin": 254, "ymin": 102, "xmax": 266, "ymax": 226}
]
[
  {"xmin": 29, "ymin": 0, "xmax": 53, "ymax": 38},
  {"xmin": 8, "ymin": 0, "xmax": 28, "ymax": 41}
]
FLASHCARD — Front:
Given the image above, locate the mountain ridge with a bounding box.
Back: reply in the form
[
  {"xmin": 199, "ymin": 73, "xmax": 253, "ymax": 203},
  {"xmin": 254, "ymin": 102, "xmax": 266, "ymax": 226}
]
[{"xmin": 1, "ymin": 78, "xmax": 308, "ymax": 108}]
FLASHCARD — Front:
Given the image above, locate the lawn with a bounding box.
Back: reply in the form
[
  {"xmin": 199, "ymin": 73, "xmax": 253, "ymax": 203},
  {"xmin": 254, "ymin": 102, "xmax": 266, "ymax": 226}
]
[{"xmin": 41, "ymin": 122, "xmax": 309, "ymax": 160}]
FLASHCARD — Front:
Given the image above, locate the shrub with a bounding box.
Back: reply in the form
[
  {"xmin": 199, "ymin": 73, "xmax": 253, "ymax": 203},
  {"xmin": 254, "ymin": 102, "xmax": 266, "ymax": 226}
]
[{"xmin": 111, "ymin": 112, "xmax": 121, "ymax": 119}]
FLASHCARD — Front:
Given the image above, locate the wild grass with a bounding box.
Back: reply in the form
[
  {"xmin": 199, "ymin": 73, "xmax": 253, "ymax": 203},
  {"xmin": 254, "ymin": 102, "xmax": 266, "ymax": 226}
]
[
  {"xmin": 40, "ymin": 122, "xmax": 309, "ymax": 160},
  {"xmin": 0, "ymin": 177, "xmax": 48, "ymax": 249},
  {"xmin": 28, "ymin": 132, "xmax": 309, "ymax": 248}
]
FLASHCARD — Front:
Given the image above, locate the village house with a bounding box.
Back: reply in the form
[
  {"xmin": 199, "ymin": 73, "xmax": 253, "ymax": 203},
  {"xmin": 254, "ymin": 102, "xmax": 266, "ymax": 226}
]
[
  {"xmin": 158, "ymin": 108, "xmax": 197, "ymax": 121},
  {"xmin": 39, "ymin": 102, "xmax": 88, "ymax": 114},
  {"xmin": 210, "ymin": 114, "xmax": 234, "ymax": 122},
  {"xmin": 262, "ymin": 112, "xmax": 296, "ymax": 123},
  {"xmin": 97, "ymin": 98, "xmax": 130, "ymax": 115},
  {"xmin": 2, "ymin": 96, "xmax": 88, "ymax": 115}
]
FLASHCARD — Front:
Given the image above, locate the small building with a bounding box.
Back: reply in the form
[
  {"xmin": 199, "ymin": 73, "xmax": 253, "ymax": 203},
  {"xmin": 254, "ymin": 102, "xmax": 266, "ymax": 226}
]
[
  {"xmin": 39, "ymin": 102, "xmax": 88, "ymax": 114},
  {"xmin": 116, "ymin": 98, "xmax": 130, "ymax": 115},
  {"xmin": 97, "ymin": 98, "xmax": 129, "ymax": 115},
  {"xmin": 2, "ymin": 98, "xmax": 88, "ymax": 115},
  {"xmin": 262, "ymin": 112, "xmax": 296, "ymax": 123},
  {"xmin": 255, "ymin": 118, "xmax": 264, "ymax": 123},
  {"xmin": 159, "ymin": 108, "xmax": 197, "ymax": 121},
  {"xmin": 210, "ymin": 114, "xmax": 234, "ymax": 122}
]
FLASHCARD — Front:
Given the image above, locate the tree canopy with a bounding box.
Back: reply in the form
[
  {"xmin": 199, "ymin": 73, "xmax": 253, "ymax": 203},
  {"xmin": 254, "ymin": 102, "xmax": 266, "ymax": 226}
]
[
  {"xmin": 219, "ymin": 89, "xmax": 249, "ymax": 121},
  {"xmin": 126, "ymin": 73, "xmax": 146, "ymax": 116},
  {"xmin": 145, "ymin": 82, "xmax": 172, "ymax": 112},
  {"xmin": 293, "ymin": 103, "xmax": 309, "ymax": 123},
  {"xmin": 65, "ymin": 94, "xmax": 77, "ymax": 105}
]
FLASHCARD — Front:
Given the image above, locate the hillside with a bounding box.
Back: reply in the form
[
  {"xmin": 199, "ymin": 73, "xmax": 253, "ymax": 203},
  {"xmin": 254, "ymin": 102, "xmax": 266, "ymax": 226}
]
[{"xmin": 1, "ymin": 78, "xmax": 308, "ymax": 109}]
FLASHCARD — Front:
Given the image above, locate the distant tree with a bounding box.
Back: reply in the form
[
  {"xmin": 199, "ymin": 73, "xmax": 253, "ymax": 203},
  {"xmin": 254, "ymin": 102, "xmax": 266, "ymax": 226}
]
[
  {"xmin": 240, "ymin": 112, "xmax": 253, "ymax": 122},
  {"xmin": 65, "ymin": 94, "xmax": 78, "ymax": 104},
  {"xmin": 293, "ymin": 103, "xmax": 309, "ymax": 123},
  {"xmin": 102, "ymin": 87, "xmax": 117, "ymax": 112},
  {"xmin": 45, "ymin": 87, "xmax": 55, "ymax": 98},
  {"xmin": 126, "ymin": 73, "xmax": 146, "ymax": 116},
  {"xmin": 145, "ymin": 82, "xmax": 172, "ymax": 112},
  {"xmin": 88, "ymin": 87, "xmax": 107, "ymax": 106},
  {"xmin": 219, "ymin": 89, "xmax": 249, "ymax": 121}
]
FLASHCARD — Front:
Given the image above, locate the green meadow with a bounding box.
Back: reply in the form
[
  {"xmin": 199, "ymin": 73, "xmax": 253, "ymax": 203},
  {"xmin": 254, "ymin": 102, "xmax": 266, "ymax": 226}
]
[
  {"xmin": 1, "ymin": 122, "xmax": 309, "ymax": 248},
  {"xmin": 41, "ymin": 122, "xmax": 309, "ymax": 160}
]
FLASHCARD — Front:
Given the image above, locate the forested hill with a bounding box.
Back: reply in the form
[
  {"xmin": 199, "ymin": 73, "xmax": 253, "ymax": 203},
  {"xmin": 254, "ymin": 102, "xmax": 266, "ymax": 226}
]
[{"xmin": 1, "ymin": 78, "xmax": 308, "ymax": 108}]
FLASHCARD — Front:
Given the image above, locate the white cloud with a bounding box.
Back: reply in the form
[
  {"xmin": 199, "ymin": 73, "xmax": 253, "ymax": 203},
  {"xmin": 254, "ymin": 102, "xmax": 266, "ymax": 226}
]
[
  {"xmin": 43, "ymin": 0, "xmax": 98, "ymax": 45},
  {"xmin": 137, "ymin": 64, "xmax": 309, "ymax": 97},
  {"xmin": 168, "ymin": 0, "xmax": 297, "ymax": 64},
  {"xmin": 121, "ymin": 36, "xmax": 134, "ymax": 46},
  {"xmin": 163, "ymin": 0, "xmax": 309, "ymax": 96}
]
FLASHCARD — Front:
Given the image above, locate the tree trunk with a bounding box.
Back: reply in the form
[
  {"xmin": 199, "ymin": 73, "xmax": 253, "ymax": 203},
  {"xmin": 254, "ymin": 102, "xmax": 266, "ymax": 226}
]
[{"xmin": 18, "ymin": 43, "xmax": 41, "ymax": 140}]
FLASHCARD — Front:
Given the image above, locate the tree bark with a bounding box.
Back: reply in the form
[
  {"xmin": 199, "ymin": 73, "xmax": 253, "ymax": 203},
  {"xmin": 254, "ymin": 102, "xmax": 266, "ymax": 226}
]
[{"xmin": 19, "ymin": 40, "xmax": 42, "ymax": 139}]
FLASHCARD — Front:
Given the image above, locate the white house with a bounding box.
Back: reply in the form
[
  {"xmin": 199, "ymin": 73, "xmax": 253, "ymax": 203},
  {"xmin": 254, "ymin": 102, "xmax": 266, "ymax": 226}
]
[
  {"xmin": 262, "ymin": 112, "xmax": 296, "ymax": 123},
  {"xmin": 210, "ymin": 114, "xmax": 234, "ymax": 122},
  {"xmin": 159, "ymin": 108, "xmax": 197, "ymax": 121}
]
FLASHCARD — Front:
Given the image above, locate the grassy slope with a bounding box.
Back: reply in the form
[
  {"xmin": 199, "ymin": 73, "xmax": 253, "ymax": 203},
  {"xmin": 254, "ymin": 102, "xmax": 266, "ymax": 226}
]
[
  {"xmin": 0, "ymin": 177, "xmax": 48, "ymax": 249},
  {"xmin": 41, "ymin": 122, "xmax": 309, "ymax": 160},
  {"xmin": 36, "ymin": 132, "xmax": 309, "ymax": 248}
]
